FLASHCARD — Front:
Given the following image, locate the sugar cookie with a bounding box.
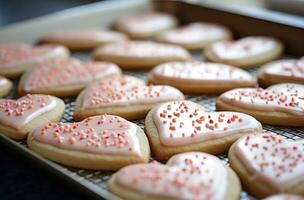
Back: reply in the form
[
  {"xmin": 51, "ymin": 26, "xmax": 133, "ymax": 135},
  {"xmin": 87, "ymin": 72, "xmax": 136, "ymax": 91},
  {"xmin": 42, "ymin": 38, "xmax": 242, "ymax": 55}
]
[
  {"xmin": 18, "ymin": 58, "xmax": 121, "ymax": 97},
  {"xmin": 263, "ymin": 194, "xmax": 304, "ymax": 200},
  {"xmin": 0, "ymin": 94, "xmax": 65, "ymax": 139},
  {"xmin": 109, "ymin": 152, "xmax": 241, "ymax": 200},
  {"xmin": 39, "ymin": 29, "xmax": 128, "ymax": 51},
  {"xmin": 217, "ymin": 83, "xmax": 304, "ymax": 126},
  {"xmin": 205, "ymin": 36, "xmax": 283, "ymax": 68},
  {"xmin": 74, "ymin": 75, "xmax": 184, "ymax": 121},
  {"xmin": 0, "ymin": 43, "xmax": 69, "ymax": 78},
  {"xmin": 149, "ymin": 61, "xmax": 256, "ymax": 94},
  {"xmin": 115, "ymin": 12, "xmax": 177, "ymax": 39},
  {"xmin": 28, "ymin": 115, "xmax": 150, "ymax": 170},
  {"xmin": 93, "ymin": 41, "xmax": 191, "ymax": 69},
  {"xmin": 157, "ymin": 22, "xmax": 232, "ymax": 51},
  {"xmin": 258, "ymin": 58, "xmax": 304, "ymax": 87},
  {"xmin": 0, "ymin": 75, "xmax": 13, "ymax": 97},
  {"xmin": 229, "ymin": 133, "xmax": 304, "ymax": 198},
  {"xmin": 145, "ymin": 100, "xmax": 262, "ymax": 161}
]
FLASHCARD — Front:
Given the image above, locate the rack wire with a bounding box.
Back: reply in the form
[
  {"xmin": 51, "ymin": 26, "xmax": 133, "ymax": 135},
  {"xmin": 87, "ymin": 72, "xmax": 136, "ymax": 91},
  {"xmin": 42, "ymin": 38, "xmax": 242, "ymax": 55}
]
[{"xmin": 4, "ymin": 52, "xmax": 303, "ymax": 200}]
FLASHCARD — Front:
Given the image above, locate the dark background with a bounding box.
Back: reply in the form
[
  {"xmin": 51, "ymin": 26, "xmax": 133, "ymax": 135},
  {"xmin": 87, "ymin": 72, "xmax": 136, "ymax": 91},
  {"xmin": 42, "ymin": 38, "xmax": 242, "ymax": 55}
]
[
  {"xmin": 0, "ymin": 0, "xmax": 100, "ymax": 27},
  {"xmin": 0, "ymin": 1, "xmax": 104, "ymax": 199},
  {"xmin": 0, "ymin": 142, "xmax": 97, "ymax": 200}
]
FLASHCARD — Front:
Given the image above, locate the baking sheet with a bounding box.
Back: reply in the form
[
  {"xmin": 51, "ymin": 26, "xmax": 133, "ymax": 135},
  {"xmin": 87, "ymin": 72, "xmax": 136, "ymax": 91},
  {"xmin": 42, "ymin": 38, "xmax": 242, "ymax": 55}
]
[
  {"xmin": 1, "ymin": 51, "xmax": 303, "ymax": 200},
  {"xmin": 0, "ymin": 1, "xmax": 303, "ymax": 200}
]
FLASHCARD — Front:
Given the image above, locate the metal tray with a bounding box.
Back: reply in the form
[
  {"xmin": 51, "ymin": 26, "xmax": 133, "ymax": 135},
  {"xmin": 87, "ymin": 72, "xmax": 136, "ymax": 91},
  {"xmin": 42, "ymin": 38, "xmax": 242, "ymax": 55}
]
[{"xmin": 0, "ymin": 1, "xmax": 304, "ymax": 200}]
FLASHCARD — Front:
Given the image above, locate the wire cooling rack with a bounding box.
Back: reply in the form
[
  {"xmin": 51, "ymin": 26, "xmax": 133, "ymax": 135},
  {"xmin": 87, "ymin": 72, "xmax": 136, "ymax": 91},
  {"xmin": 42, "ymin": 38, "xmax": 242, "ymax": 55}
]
[{"xmin": 3, "ymin": 52, "xmax": 304, "ymax": 200}]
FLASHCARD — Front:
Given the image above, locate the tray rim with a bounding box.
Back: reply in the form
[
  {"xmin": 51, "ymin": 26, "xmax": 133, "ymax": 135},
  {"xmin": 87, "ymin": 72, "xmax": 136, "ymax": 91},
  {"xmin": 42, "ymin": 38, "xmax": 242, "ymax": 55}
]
[
  {"xmin": 0, "ymin": 1, "xmax": 304, "ymax": 200},
  {"xmin": 186, "ymin": 0, "xmax": 304, "ymax": 28},
  {"xmin": 0, "ymin": 0, "xmax": 151, "ymax": 43}
]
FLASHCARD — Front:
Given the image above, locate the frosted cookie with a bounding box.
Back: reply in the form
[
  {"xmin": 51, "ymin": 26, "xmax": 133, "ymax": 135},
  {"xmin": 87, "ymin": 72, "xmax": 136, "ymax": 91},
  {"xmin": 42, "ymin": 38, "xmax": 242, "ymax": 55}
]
[
  {"xmin": 109, "ymin": 152, "xmax": 241, "ymax": 200},
  {"xmin": 0, "ymin": 43, "xmax": 69, "ymax": 78},
  {"xmin": 258, "ymin": 58, "xmax": 304, "ymax": 87},
  {"xmin": 28, "ymin": 115, "xmax": 150, "ymax": 170},
  {"xmin": 0, "ymin": 75, "xmax": 13, "ymax": 97},
  {"xmin": 263, "ymin": 194, "xmax": 304, "ymax": 200},
  {"xmin": 149, "ymin": 61, "xmax": 256, "ymax": 94},
  {"xmin": 74, "ymin": 75, "xmax": 184, "ymax": 121},
  {"xmin": 205, "ymin": 36, "xmax": 283, "ymax": 68},
  {"xmin": 39, "ymin": 29, "xmax": 128, "ymax": 51},
  {"xmin": 18, "ymin": 58, "xmax": 121, "ymax": 97},
  {"xmin": 93, "ymin": 41, "xmax": 191, "ymax": 69},
  {"xmin": 229, "ymin": 133, "xmax": 304, "ymax": 198},
  {"xmin": 0, "ymin": 94, "xmax": 64, "ymax": 139},
  {"xmin": 216, "ymin": 83, "xmax": 304, "ymax": 126},
  {"xmin": 115, "ymin": 12, "xmax": 177, "ymax": 39},
  {"xmin": 157, "ymin": 22, "xmax": 232, "ymax": 51},
  {"xmin": 145, "ymin": 100, "xmax": 262, "ymax": 161}
]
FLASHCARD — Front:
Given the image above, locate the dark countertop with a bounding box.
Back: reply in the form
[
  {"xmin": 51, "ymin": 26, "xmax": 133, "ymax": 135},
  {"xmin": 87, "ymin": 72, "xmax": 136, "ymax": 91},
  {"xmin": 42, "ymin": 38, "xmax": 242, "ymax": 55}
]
[
  {"xmin": 0, "ymin": 2, "xmax": 105, "ymax": 199},
  {"xmin": 0, "ymin": 141, "xmax": 96, "ymax": 200},
  {"xmin": 0, "ymin": 0, "xmax": 100, "ymax": 27}
]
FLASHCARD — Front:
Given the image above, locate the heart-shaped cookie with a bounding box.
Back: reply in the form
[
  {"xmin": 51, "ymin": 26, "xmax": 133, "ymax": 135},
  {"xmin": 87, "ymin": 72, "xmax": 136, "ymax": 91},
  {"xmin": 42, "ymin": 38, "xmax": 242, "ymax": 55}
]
[
  {"xmin": 115, "ymin": 12, "xmax": 177, "ymax": 39},
  {"xmin": 0, "ymin": 75, "xmax": 12, "ymax": 97},
  {"xmin": 109, "ymin": 152, "xmax": 240, "ymax": 200},
  {"xmin": 229, "ymin": 133, "xmax": 304, "ymax": 198},
  {"xmin": 0, "ymin": 43, "xmax": 69, "ymax": 78},
  {"xmin": 93, "ymin": 41, "xmax": 191, "ymax": 69},
  {"xmin": 145, "ymin": 100, "xmax": 262, "ymax": 161},
  {"xmin": 258, "ymin": 58, "xmax": 304, "ymax": 87},
  {"xmin": 157, "ymin": 22, "xmax": 231, "ymax": 51},
  {"xmin": 263, "ymin": 194, "xmax": 304, "ymax": 200},
  {"xmin": 18, "ymin": 58, "xmax": 121, "ymax": 97},
  {"xmin": 39, "ymin": 29, "xmax": 128, "ymax": 50},
  {"xmin": 217, "ymin": 83, "xmax": 304, "ymax": 126},
  {"xmin": 28, "ymin": 115, "xmax": 150, "ymax": 170},
  {"xmin": 0, "ymin": 94, "xmax": 65, "ymax": 139},
  {"xmin": 74, "ymin": 75, "xmax": 184, "ymax": 121},
  {"xmin": 149, "ymin": 61, "xmax": 256, "ymax": 94},
  {"xmin": 205, "ymin": 36, "xmax": 283, "ymax": 68}
]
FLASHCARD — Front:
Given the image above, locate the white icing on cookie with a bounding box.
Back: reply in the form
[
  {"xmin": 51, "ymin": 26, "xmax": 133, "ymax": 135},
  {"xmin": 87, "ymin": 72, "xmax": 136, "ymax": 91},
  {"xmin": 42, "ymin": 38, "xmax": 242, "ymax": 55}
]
[
  {"xmin": 153, "ymin": 100, "xmax": 262, "ymax": 146},
  {"xmin": 161, "ymin": 22, "xmax": 230, "ymax": 44},
  {"xmin": 32, "ymin": 115, "xmax": 141, "ymax": 155},
  {"xmin": 152, "ymin": 61, "xmax": 254, "ymax": 84},
  {"xmin": 235, "ymin": 133, "xmax": 304, "ymax": 192},
  {"xmin": 116, "ymin": 152, "xmax": 228, "ymax": 200},
  {"xmin": 219, "ymin": 83, "xmax": 304, "ymax": 116},
  {"xmin": 211, "ymin": 36, "xmax": 277, "ymax": 60}
]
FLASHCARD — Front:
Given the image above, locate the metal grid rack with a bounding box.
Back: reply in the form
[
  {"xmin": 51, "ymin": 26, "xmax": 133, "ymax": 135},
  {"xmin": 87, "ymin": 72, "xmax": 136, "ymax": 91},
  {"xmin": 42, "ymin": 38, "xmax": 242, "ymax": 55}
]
[{"xmin": 4, "ymin": 52, "xmax": 304, "ymax": 200}]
